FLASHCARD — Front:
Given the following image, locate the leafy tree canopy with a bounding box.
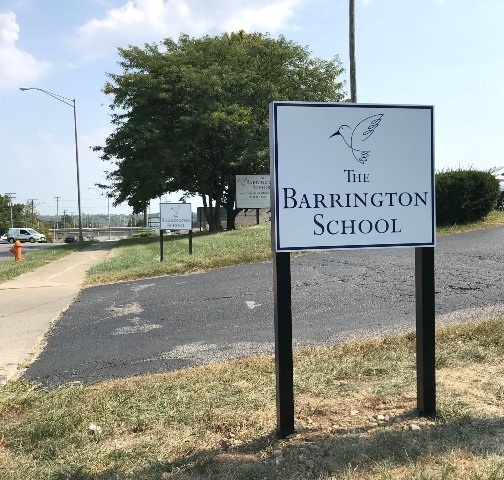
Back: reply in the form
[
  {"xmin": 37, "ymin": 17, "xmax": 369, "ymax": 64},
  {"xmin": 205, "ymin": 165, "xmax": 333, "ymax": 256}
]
[{"xmin": 95, "ymin": 31, "xmax": 345, "ymax": 229}]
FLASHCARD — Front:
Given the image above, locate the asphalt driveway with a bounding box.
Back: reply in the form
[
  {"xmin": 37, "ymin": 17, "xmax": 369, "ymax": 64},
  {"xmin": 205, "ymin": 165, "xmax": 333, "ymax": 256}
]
[{"xmin": 24, "ymin": 227, "xmax": 504, "ymax": 388}]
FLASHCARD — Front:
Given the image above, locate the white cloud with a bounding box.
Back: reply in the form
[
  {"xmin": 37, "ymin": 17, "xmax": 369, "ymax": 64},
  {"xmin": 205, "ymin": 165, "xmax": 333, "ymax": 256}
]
[
  {"xmin": 68, "ymin": 0, "xmax": 302, "ymax": 62},
  {"xmin": 0, "ymin": 10, "xmax": 51, "ymax": 89},
  {"xmin": 222, "ymin": 1, "xmax": 300, "ymax": 32}
]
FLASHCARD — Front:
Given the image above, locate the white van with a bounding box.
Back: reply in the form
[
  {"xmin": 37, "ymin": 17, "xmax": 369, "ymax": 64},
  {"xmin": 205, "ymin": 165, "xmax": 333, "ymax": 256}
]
[{"xmin": 7, "ymin": 228, "xmax": 47, "ymax": 243}]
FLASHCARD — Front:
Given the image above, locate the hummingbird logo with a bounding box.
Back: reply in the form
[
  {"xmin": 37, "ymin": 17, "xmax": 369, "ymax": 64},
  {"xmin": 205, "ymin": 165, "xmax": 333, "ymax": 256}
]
[
  {"xmin": 170, "ymin": 205, "xmax": 182, "ymax": 218},
  {"xmin": 329, "ymin": 114, "xmax": 383, "ymax": 164}
]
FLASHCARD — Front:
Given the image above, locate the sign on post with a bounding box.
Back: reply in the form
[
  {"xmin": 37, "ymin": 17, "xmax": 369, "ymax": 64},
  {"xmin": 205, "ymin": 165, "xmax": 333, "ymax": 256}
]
[
  {"xmin": 160, "ymin": 203, "xmax": 192, "ymax": 231},
  {"xmin": 270, "ymin": 101, "xmax": 435, "ymax": 438},
  {"xmin": 160, "ymin": 203, "xmax": 193, "ymax": 256},
  {"xmin": 236, "ymin": 175, "xmax": 271, "ymax": 209}
]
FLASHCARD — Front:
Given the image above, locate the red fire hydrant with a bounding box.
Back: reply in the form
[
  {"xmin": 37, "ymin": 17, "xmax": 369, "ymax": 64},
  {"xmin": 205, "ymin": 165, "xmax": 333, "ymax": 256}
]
[{"xmin": 9, "ymin": 240, "xmax": 22, "ymax": 262}]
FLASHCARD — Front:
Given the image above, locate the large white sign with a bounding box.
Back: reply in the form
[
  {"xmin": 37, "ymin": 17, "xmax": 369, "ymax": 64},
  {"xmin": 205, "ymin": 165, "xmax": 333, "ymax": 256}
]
[
  {"xmin": 270, "ymin": 102, "xmax": 435, "ymax": 251},
  {"xmin": 236, "ymin": 175, "xmax": 270, "ymax": 208},
  {"xmin": 160, "ymin": 203, "xmax": 192, "ymax": 230}
]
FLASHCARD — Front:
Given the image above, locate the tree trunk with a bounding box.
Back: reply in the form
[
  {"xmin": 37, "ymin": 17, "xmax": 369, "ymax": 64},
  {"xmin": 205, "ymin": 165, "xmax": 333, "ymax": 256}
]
[
  {"xmin": 225, "ymin": 207, "xmax": 243, "ymax": 231},
  {"xmin": 202, "ymin": 194, "xmax": 223, "ymax": 231},
  {"xmin": 223, "ymin": 178, "xmax": 238, "ymax": 230}
]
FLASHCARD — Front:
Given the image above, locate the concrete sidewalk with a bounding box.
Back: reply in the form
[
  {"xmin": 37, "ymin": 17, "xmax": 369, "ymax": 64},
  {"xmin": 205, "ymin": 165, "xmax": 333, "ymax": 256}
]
[{"xmin": 0, "ymin": 244, "xmax": 112, "ymax": 385}]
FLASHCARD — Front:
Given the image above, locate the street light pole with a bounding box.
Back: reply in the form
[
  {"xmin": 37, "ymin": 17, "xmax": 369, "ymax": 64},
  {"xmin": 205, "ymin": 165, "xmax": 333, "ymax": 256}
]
[{"xmin": 20, "ymin": 87, "xmax": 84, "ymax": 242}]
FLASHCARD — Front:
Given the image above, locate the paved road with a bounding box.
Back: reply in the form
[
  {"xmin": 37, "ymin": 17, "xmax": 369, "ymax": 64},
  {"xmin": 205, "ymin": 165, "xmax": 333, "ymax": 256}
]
[{"xmin": 24, "ymin": 227, "xmax": 504, "ymax": 388}]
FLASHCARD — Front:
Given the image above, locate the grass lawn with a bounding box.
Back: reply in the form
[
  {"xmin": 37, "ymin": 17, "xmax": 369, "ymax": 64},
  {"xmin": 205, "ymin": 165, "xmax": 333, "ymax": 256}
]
[
  {"xmin": 85, "ymin": 225, "xmax": 271, "ymax": 285},
  {"xmin": 1, "ymin": 213, "xmax": 503, "ymax": 479}
]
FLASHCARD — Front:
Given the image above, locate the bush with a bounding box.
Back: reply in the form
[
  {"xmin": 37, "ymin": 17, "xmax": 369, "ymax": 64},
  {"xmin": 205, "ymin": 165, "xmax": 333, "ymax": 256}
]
[
  {"xmin": 436, "ymin": 169, "xmax": 500, "ymax": 225},
  {"xmin": 132, "ymin": 231, "xmax": 158, "ymax": 238}
]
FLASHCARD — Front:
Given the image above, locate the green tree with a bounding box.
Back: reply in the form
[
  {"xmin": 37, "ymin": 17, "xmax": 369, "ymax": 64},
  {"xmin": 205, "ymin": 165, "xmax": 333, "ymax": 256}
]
[
  {"xmin": 0, "ymin": 197, "xmax": 31, "ymax": 232},
  {"xmin": 95, "ymin": 31, "xmax": 345, "ymax": 230},
  {"xmin": 0, "ymin": 195, "xmax": 9, "ymax": 234}
]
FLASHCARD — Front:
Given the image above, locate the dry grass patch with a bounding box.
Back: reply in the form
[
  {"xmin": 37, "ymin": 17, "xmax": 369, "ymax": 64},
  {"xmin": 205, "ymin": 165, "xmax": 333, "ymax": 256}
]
[
  {"xmin": 437, "ymin": 363, "xmax": 504, "ymax": 416},
  {"xmin": 437, "ymin": 210, "xmax": 504, "ymax": 236}
]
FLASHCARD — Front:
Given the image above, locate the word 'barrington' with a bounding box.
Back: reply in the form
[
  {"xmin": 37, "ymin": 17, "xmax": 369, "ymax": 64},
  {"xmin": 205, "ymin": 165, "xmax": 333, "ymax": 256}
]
[
  {"xmin": 270, "ymin": 102, "xmax": 435, "ymax": 251},
  {"xmin": 282, "ymin": 188, "xmax": 429, "ymax": 209}
]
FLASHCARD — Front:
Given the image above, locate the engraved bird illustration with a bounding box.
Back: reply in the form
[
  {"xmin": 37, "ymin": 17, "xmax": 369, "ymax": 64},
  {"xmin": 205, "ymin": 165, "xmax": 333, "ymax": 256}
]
[{"xmin": 329, "ymin": 114, "xmax": 383, "ymax": 164}]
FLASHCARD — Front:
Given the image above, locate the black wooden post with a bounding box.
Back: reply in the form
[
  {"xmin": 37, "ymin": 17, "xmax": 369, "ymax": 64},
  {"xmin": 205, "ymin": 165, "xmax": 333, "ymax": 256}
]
[
  {"xmin": 415, "ymin": 246, "xmax": 436, "ymax": 416},
  {"xmin": 256, "ymin": 208, "xmax": 260, "ymax": 225},
  {"xmin": 160, "ymin": 229, "xmax": 164, "ymax": 262},
  {"xmin": 189, "ymin": 229, "xmax": 193, "ymax": 255},
  {"xmin": 273, "ymin": 251, "xmax": 295, "ymax": 438}
]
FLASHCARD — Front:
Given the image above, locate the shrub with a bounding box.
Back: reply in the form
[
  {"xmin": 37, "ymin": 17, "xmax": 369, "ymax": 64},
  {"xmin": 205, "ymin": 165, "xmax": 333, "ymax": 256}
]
[
  {"xmin": 132, "ymin": 231, "xmax": 158, "ymax": 238},
  {"xmin": 436, "ymin": 169, "xmax": 500, "ymax": 225}
]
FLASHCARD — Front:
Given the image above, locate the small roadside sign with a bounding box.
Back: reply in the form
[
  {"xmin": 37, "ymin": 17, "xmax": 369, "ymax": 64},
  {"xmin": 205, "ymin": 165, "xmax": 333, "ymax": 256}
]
[{"xmin": 160, "ymin": 203, "xmax": 192, "ymax": 231}]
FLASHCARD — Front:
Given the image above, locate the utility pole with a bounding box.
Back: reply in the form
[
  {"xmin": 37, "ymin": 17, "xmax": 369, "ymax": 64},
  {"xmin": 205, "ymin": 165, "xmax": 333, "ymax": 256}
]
[
  {"xmin": 54, "ymin": 196, "xmax": 60, "ymax": 229},
  {"xmin": 89, "ymin": 187, "xmax": 112, "ymax": 240},
  {"xmin": 349, "ymin": 0, "xmax": 357, "ymax": 102},
  {"xmin": 5, "ymin": 193, "xmax": 16, "ymax": 227},
  {"xmin": 54, "ymin": 196, "xmax": 60, "ymax": 241},
  {"xmin": 28, "ymin": 199, "xmax": 37, "ymax": 226}
]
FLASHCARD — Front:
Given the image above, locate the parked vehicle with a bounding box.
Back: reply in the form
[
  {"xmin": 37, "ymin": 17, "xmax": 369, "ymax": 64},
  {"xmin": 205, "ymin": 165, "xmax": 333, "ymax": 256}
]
[
  {"xmin": 7, "ymin": 228, "xmax": 46, "ymax": 243},
  {"xmin": 64, "ymin": 235, "xmax": 78, "ymax": 243}
]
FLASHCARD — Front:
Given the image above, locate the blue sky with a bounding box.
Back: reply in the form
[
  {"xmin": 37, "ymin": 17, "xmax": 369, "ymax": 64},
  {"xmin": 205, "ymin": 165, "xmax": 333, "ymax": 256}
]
[{"xmin": 1, "ymin": 0, "xmax": 503, "ymax": 216}]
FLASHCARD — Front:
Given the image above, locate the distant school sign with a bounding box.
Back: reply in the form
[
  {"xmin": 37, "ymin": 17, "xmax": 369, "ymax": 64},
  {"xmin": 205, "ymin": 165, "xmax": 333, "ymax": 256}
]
[
  {"xmin": 160, "ymin": 203, "xmax": 192, "ymax": 231},
  {"xmin": 270, "ymin": 102, "xmax": 435, "ymax": 251}
]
